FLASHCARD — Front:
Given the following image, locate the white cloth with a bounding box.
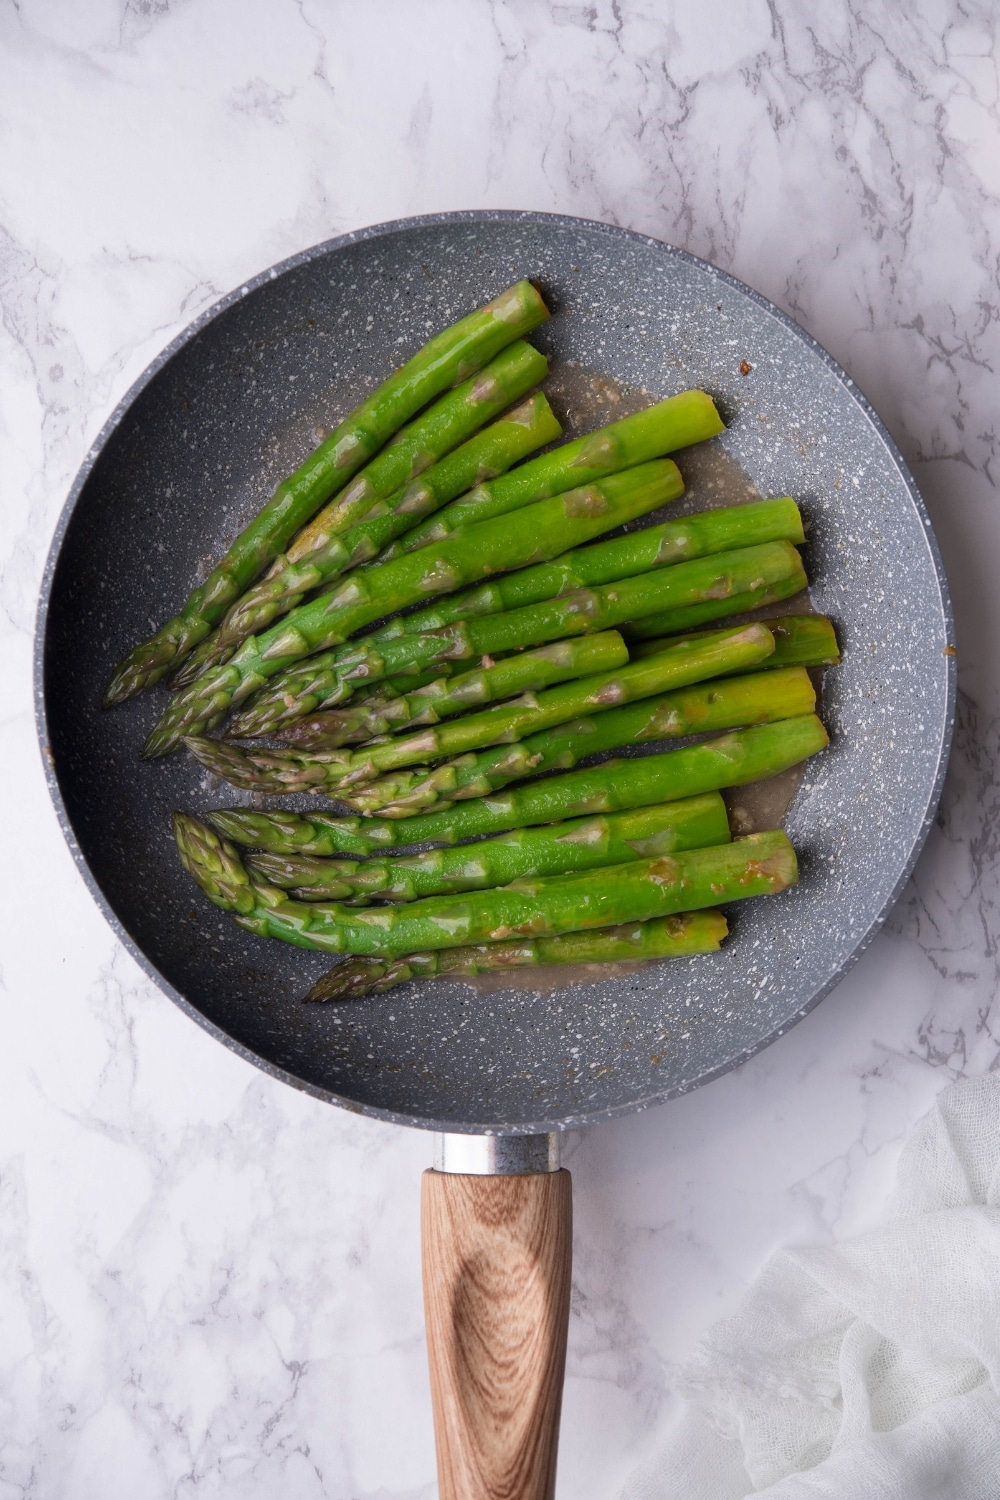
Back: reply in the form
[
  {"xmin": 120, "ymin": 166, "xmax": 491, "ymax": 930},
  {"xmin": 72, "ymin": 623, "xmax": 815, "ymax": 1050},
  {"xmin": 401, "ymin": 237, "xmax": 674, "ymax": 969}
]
[{"xmin": 622, "ymin": 1075, "xmax": 1000, "ymax": 1498}]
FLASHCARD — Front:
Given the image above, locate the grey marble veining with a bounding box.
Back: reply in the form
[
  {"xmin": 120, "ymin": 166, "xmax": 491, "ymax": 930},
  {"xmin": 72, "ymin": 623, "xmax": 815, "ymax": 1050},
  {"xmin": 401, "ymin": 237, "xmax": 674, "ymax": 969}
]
[{"xmin": 1, "ymin": 2, "xmax": 998, "ymax": 1496}]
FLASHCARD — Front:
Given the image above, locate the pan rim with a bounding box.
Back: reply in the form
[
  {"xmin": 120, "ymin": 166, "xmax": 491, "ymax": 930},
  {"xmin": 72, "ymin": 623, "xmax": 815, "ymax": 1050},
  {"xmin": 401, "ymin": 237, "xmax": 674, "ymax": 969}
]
[{"xmin": 34, "ymin": 208, "xmax": 956, "ymax": 1135}]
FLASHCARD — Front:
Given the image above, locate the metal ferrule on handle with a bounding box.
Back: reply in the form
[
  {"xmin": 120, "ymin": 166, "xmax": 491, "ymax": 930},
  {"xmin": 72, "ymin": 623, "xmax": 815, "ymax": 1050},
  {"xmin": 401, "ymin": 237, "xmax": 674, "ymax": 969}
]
[{"xmin": 434, "ymin": 1132, "xmax": 562, "ymax": 1174}]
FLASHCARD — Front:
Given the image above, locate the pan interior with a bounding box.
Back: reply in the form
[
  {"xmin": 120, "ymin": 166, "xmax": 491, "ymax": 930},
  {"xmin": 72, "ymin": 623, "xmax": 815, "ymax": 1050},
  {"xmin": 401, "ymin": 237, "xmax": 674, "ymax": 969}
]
[{"xmin": 40, "ymin": 215, "xmax": 953, "ymax": 1132}]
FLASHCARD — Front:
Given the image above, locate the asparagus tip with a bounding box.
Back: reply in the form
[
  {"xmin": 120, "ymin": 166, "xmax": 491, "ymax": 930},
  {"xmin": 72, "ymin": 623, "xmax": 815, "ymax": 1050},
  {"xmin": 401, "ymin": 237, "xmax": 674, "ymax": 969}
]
[
  {"xmin": 305, "ymin": 957, "xmax": 391, "ymax": 1002},
  {"xmin": 172, "ymin": 811, "xmax": 258, "ymax": 914},
  {"xmin": 104, "ymin": 660, "xmax": 148, "ymax": 707},
  {"xmin": 142, "ymin": 730, "xmax": 168, "ymax": 759}
]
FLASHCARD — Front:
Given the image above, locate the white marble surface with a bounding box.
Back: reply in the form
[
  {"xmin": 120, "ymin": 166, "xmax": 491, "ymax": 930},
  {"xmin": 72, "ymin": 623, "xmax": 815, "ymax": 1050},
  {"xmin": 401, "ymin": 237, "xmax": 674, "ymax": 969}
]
[{"xmin": 1, "ymin": 2, "xmax": 998, "ymax": 1494}]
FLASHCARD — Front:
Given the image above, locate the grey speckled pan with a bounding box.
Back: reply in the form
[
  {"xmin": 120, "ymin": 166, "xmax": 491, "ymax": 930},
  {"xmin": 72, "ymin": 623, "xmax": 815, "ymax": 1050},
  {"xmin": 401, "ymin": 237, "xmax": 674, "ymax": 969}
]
[{"xmin": 36, "ymin": 211, "xmax": 955, "ymax": 1135}]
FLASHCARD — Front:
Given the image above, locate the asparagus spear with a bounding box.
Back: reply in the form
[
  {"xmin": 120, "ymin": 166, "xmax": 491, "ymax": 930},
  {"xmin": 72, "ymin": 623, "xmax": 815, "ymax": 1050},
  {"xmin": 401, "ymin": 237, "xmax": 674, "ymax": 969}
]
[
  {"xmin": 306, "ymin": 911, "xmax": 729, "ymax": 1001},
  {"xmin": 274, "ymin": 633, "xmax": 630, "ymax": 749},
  {"xmin": 369, "ymin": 496, "xmax": 803, "ymax": 643},
  {"xmin": 630, "ymin": 614, "xmax": 840, "ymax": 668},
  {"xmin": 352, "ymin": 663, "xmax": 461, "ymax": 700},
  {"xmin": 144, "ymin": 459, "xmax": 687, "ymax": 756},
  {"xmin": 206, "ymin": 713, "xmax": 829, "ymax": 857},
  {"xmin": 339, "ymin": 661, "xmax": 814, "ymax": 816},
  {"xmin": 171, "ymin": 378, "xmax": 559, "ymax": 686},
  {"xmin": 374, "ymin": 389, "xmax": 723, "ymax": 562},
  {"xmin": 249, "ymin": 794, "xmax": 731, "ymax": 901},
  {"xmin": 228, "ymin": 539, "xmax": 804, "ymax": 738},
  {"xmin": 184, "ymin": 623, "xmax": 776, "ymax": 795},
  {"xmin": 105, "ymin": 280, "xmax": 549, "ymax": 703},
  {"xmin": 623, "ymin": 575, "xmax": 808, "ymax": 640},
  {"xmin": 174, "ymin": 814, "xmax": 797, "ymax": 958}
]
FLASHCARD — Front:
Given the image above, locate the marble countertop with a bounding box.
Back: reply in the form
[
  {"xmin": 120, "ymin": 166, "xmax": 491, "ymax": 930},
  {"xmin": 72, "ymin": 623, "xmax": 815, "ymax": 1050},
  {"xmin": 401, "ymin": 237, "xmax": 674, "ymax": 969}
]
[{"xmin": 2, "ymin": 3, "xmax": 998, "ymax": 1495}]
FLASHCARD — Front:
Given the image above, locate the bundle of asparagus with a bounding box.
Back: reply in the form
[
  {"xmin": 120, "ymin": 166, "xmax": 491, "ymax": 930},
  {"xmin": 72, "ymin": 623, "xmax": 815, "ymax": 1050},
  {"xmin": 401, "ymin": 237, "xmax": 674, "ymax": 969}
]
[
  {"xmin": 187, "ymin": 714, "xmax": 831, "ymax": 994},
  {"xmin": 184, "ymin": 622, "xmax": 780, "ymax": 795},
  {"xmin": 173, "ymin": 813, "xmax": 798, "ymax": 961},
  {"xmin": 228, "ymin": 498, "xmax": 806, "ymax": 736},
  {"xmin": 170, "ymin": 374, "xmax": 562, "ymax": 686},
  {"xmin": 99, "ymin": 278, "xmax": 839, "ymax": 999},
  {"xmin": 269, "ymin": 612, "xmax": 829, "ymax": 750},
  {"xmin": 246, "ymin": 796, "xmax": 733, "ymax": 902},
  {"xmin": 207, "ymin": 715, "xmax": 830, "ymax": 856},
  {"xmin": 143, "ymin": 457, "xmax": 690, "ymax": 754},
  {"xmin": 106, "ymin": 280, "xmax": 551, "ymax": 702}
]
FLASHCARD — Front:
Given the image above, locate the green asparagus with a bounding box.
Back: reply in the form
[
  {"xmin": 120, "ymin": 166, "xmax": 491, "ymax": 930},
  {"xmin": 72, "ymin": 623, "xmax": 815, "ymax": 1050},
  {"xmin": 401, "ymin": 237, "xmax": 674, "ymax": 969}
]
[
  {"xmin": 275, "ymin": 633, "xmax": 631, "ymax": 749},
  {"xmin": 206, "ymin": 713, "xmax": 829, "ymax": 857},
  {"xmin": 184, "ymin": 623, "xmax": 776, "ymax": 795},
  {"xmin": 352, "ymin": 663, "xmax": 461, "ymax": 700},
  {"xmin": 340, "ymin": 663, "xmax": 814, "ymax": 816},
  {"xmin": 105, "ymin": 280, "xmax": 549, "ymax": 703},
  {"xmin": 249, "ymin": 794, "xmax": 731, "ymax": 901},
  {"xmin": 330, "ymin": 614, "xmax": 834, "ymax": 751},
  {"xmin": 369, "ymin": 497, "xmax": 804, "ymax": 643},
  {"xmin": 228, "ymin": 539, "xmax": 804, "ymax": 738},
  {"xmin": 144, "ymin": 459, "xmax": 687, "ymax": 755},
  {"xmin": 306, "ymin": 911, "xmax": 729, "ymax": 1001},
  {"xmin": 171, "ymin": 376, "xmax": 559, "ymax": 685},
  {"xmin": 174, "ymin": 814, "xmax": 797, "ymax": 958},
  {"xmin": 318, "ymin": 622, "xmax": 776, "ymax": 791},
  {"xmin": 623, "ymin": 576, "xmax": 808, "ymax": 640},
  {"xmin": 375, "ymin": 389, "xmax": 723, "ymax": 561},
  {"xmin": 631, "ymin": 613, "xmax": 840, "ymax": 668},
  {"xmin": 290, "ymin": 360, "xmax": 550, "ymax": 563}
]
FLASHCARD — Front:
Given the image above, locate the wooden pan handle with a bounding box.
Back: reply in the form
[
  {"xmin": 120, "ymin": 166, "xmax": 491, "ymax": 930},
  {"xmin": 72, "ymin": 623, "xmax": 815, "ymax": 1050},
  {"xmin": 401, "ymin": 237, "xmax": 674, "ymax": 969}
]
[{"xmin": 421, "ymin": 1167, "xmax": 573, "ymax": 1500}]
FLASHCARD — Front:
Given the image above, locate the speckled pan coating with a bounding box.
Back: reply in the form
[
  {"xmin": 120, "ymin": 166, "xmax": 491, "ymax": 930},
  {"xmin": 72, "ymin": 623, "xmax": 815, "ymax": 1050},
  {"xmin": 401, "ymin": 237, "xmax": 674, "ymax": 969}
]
[{"xmin": 36, "ymin": 212, "xmax": 955, "ymax": 1134}]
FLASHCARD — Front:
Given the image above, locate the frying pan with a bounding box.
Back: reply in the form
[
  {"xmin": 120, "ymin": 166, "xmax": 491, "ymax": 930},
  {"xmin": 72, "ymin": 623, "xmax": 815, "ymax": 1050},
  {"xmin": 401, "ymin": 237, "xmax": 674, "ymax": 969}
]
[{"xmin": 36, "ymin": 212, "xmax": 954, "ymax": 1496}]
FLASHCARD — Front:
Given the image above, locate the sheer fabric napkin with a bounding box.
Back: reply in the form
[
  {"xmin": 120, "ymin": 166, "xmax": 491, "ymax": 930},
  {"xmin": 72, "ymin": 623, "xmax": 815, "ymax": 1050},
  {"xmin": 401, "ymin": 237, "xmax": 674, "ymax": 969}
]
[{"xmin": 622, "ymin": 1075, "xmax": 1000, "ymax": 1498}]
